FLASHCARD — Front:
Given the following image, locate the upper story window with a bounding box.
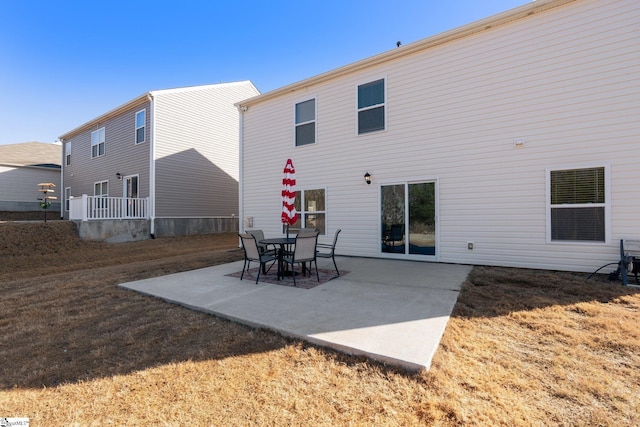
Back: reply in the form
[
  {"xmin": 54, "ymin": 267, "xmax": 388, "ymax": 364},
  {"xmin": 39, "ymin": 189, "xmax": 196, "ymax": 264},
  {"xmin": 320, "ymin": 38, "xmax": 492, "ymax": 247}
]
[
  {"xmin": 295, "ymin": 99, "xmax": 316, "ymax": 146},
  {"xmin": 91, "ymin": 127, "xmax": 105, "ymax": 158},
  {"xmin": 548, "ymin": 166, "xmax": 607, "ymax": 242},
  {"xmin": 357, "ymin": 78, "xmax": 385, "ymax": 134},
  {"xmin": 65, "ymin": 142, "xmax": 71, "ymax": 166},
  {"xmin": 135, "ymin": 109, "xmax": 146, "ymax": 144}
]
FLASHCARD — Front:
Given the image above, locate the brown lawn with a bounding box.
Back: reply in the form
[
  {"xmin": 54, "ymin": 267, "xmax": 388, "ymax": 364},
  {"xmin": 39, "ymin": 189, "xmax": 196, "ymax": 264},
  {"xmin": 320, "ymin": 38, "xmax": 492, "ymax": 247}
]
[{"xmin": 1, "ymin": 222, "xmax": 639, "ymax": 426}]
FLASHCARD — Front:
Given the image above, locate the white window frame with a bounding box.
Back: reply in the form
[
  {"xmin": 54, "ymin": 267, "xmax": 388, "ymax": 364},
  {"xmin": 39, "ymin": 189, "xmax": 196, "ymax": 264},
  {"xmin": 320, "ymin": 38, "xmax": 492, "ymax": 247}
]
[
  {"xmin": 91, "ymin": 127, "xmax": 105, "ymax": 158},
  {"xmin": 65, "ymin": 142, "xmax": 71, "ymax": 166},
  {"xmin": 135, "ymin": 109, "xmax": 146, "ymax": 144},
  {"xmin": 294, "ymin": 98, "xmax": 316, "ymax": 147},
  {"xmin": 94, "ymin": 180, "xmax": 109, "ymax": 210},
  {"xmin": 283, "ymin": 187, "xmax": 327, "ymax": 235},
  {"xmin": 546, "ymin": 163, "xmax": 610, "ymax": 244},
  {"xmin": 356, "ymin": 77, "xmax": 386, "ymax": 135},
  {"xmin": 64, "ymin": 187, "xmax": 71, "ymax": 211}
]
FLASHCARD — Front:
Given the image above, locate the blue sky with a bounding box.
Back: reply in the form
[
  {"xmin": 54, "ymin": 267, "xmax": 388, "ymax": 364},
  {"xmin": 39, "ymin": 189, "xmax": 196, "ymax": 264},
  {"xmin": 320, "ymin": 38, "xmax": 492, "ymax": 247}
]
[{"xmin": 0, "ymin": 0, "xmax": 529, "ymax": 145}]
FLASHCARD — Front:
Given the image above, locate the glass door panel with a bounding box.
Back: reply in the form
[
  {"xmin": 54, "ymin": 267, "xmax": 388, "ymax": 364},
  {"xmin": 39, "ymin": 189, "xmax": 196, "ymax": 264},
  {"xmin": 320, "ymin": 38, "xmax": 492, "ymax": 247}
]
[
  {"xmin": 408, "ymin": 182, "xmax": 436, "ymax": 255},
  {"xmin": 381, "ymin": 184, "xmax": 406, "ymax": 253}
]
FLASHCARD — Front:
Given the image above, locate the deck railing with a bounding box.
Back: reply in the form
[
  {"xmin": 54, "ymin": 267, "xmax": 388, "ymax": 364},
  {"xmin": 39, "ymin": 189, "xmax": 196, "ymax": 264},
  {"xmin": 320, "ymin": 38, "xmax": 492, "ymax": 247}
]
[{"xmin": 69, "ymin": 195, "xmax": 149, "ymax": 221}]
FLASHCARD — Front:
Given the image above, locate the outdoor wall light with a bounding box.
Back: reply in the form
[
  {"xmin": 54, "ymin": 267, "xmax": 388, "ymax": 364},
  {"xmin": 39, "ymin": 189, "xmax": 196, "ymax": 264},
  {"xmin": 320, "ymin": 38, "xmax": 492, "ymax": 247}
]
[
  {"xmin": 116, "ymin": 172, "xmax": 122, "ymax": 180},
  {"xmin": 364, "ymin": 172, "xmax": 372, "ymax": 185}
]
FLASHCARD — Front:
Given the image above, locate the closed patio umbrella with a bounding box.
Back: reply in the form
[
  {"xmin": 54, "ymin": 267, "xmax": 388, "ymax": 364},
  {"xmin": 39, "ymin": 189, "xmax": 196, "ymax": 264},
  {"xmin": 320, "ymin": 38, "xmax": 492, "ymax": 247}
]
[{"xmin": 281, "ymin": 158, "xmax": 297, "ymax": 237}]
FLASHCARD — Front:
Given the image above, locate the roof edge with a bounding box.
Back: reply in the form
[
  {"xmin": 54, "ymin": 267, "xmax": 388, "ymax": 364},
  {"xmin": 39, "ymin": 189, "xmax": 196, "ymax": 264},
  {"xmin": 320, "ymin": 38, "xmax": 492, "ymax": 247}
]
[{"xmin": 237, "ymin": 0, "xmax": 577, "ymax": 108}]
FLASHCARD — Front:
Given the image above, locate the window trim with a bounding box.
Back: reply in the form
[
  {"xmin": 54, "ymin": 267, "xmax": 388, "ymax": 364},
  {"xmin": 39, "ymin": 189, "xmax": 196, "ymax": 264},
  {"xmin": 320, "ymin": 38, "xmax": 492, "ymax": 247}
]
[
  {"xmin": 91, "ymin": 127, "xmax": 105, "ymax": 158},
  {"xmin": 64, "ymin": 187, "xmax": 71, "ymax": 211},
  {"xmin": 294, "ymin": 97, "xmax": 317, "ymax": 147},
  {"xmin": 545, "ymin": 163, "xmax": 610, "ymax": 244},
  {"xmin": 93, "ymin": 180, "xmax": 109, "ymax": 197},
  {"xmin": 135, "ymin": 109, "xmax": 146, "ymax": 144},
  {"xmin": 65, "ymin": 142, "xmax": 71, "ymax": 166},
  {"xmin": 356, "ymin": 76, "xmax": 387, "ymax": 135},
  {"xmin": 283, "ymin": 187, "xmax": 327, "ymax": 236}
]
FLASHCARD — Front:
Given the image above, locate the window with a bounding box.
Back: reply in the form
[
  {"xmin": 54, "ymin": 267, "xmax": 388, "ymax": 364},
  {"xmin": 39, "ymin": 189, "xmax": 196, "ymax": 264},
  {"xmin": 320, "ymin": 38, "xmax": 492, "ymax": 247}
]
[
  {"xmin": 91, "ymin": 127, "xmax": 105, "ymax": 158},
  {"xmin": 295, "ymin": 99, "xmax": 315, "ymax": 146},
  {"xmin": 135, "ymin": 109, "xmax": 146, "ymax": 144},
  {"xmin": 284, "ymin": 188, "xmax": 326, "ymax": 235},
  {"xmin": 64, "ymin": 187, "xmax": 71, "ymax": 211},
  {"xmin": 549, "ymin": 166, "xmax": 606, "ymax": 242},
  {"xmin": 357, "ymin": 78, "xmax": 385, "ymax": 134},
  {"xmin": 65, "ymin": 142, "xmax": 71, "ymax": 166},
  {"xmin": 94, "ymin": 180, "xmax": 109, "ymax": 210}
]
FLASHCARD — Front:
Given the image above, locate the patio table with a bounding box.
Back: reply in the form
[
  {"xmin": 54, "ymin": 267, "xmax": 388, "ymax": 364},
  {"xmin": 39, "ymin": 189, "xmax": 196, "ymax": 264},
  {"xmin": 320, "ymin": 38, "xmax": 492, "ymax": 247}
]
[{"xmin": 260, "ymin": 237, "xmax": 295, "ymax": 280}]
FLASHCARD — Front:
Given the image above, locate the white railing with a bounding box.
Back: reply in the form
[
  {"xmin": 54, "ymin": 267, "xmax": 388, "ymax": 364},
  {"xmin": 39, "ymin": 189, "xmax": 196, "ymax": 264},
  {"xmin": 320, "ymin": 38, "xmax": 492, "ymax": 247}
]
[{"xmin": 69, "ymin": 195, "xmax": 149, "ymax": 221}]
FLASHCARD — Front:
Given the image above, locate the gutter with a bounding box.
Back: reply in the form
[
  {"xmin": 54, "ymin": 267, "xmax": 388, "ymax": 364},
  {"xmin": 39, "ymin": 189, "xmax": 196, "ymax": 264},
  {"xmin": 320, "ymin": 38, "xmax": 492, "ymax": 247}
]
[{"xmin": 238, "ymin": 105, "xmax": 247, "ymax": 234}]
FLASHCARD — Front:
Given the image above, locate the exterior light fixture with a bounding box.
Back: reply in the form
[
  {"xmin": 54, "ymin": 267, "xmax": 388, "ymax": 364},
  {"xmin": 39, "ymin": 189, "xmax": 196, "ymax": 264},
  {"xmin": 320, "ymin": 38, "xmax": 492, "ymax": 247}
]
[
  {"xmin": 116, "ymin": 172, "xmax": 122, "ymax": 180},
  {"xmin": 364, "ymin": 172, "xmax": 372, "ymax": 185}
]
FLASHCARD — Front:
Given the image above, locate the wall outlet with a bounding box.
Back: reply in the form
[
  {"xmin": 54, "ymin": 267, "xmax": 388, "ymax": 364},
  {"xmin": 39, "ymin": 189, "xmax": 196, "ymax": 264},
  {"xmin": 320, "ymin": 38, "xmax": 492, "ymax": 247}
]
[{"xmin": 467, "ymin": 241, "xmax": 474, "ymax": 250}]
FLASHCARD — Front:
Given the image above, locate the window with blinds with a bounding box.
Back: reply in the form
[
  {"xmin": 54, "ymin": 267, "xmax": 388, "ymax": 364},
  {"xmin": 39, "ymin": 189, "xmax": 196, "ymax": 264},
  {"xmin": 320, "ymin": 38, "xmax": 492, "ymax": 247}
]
[
  {"xmin": 550, "ymin": 166, "xmax": 605, "ymax": 242},
  {"xmin": 357, "ymin": 79, "xmax": 385, "ymax": 134}
]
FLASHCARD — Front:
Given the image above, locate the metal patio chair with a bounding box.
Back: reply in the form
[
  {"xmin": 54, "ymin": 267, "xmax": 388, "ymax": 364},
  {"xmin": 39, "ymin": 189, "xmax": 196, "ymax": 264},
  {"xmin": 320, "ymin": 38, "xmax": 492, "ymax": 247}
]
[
  {"xmin": 282, "ymin": 231, "xmax": 320, "ymax": 287},
  {"xmin": 316, "ymin": 228, "xmax": 342, "ymax": 276},
  {"xmin": 239, "ymin": 233, "xmax": 276, "ymax": 284}
]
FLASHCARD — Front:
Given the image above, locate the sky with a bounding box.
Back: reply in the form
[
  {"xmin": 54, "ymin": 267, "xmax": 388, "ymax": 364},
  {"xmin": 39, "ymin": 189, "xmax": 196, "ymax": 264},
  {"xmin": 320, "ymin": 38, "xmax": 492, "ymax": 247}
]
[{"xmin": 0, "ymin": 0, "xmax": 530, "ymax": 145}]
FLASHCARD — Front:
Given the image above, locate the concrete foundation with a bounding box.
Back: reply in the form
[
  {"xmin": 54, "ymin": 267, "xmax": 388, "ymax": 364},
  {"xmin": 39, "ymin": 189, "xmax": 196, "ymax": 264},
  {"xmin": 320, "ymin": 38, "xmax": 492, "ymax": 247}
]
[
  {"xmin": 73, "ymin": 217, "xmax": 239, "ymax": 242},
  {"xmin": 154, "ymin": 217, "xmax": 239, "ymax": 237}
]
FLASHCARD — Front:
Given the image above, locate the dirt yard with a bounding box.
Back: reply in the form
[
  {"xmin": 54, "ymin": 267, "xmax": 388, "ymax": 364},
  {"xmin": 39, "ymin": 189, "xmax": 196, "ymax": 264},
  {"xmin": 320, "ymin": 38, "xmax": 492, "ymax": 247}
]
[{"xmin": 1, "ymin": 222, "xmax": 639, "ymax": 425}]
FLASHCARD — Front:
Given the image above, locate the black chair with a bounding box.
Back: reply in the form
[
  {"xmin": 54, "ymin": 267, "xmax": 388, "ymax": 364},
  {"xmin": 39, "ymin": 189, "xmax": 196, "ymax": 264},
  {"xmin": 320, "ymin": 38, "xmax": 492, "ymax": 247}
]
[
  {"xmin": 316, "ymin": 229, "xmax": 341, "ymax": 276},
  {"xmin": 388, "ymin": 224, "xmax": 404, "ymax": 248},
  {"xmin": 282, "ymin": 232, "xmax": 320, "ymax": 287},
  {"xmin": 239, "ymin": 233, "xmax": 276, "ymax": 284}
]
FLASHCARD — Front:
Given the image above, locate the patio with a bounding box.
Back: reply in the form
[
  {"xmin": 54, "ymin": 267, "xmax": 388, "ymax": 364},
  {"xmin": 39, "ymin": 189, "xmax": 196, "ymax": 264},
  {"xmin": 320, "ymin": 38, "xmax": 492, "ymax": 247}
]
[{"xmin": 119, "ymin": 256, "xmax": 472, "ymax": 371}]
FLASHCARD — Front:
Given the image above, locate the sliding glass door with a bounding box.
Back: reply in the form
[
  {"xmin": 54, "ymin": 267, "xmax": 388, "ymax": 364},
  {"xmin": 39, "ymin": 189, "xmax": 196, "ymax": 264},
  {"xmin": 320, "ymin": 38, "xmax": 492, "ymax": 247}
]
[{"xmin": 381, "ymin": 181, "xmax": 436, "ymax": 258}]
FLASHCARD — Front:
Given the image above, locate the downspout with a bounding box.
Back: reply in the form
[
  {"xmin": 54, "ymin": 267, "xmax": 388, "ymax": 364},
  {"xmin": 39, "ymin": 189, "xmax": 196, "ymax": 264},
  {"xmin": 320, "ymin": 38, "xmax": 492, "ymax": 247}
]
[
  {"xmin": 59, "ymin": 138, "xmax": 64, "ymax": 219},
  {"xmin": 148, "ymin": 93, "xmax": 156, "ymax": 238},
  {"xmin": 238, "ymin": 104, "xmax": 247, "ymax": 235}
]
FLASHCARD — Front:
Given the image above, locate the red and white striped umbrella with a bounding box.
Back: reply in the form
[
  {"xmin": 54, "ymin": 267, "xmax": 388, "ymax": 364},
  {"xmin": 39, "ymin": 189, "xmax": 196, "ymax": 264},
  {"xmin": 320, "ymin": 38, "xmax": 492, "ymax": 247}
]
[{"xmin": 281, "ymin": 159, "xmax": 297, "ymax": 232}]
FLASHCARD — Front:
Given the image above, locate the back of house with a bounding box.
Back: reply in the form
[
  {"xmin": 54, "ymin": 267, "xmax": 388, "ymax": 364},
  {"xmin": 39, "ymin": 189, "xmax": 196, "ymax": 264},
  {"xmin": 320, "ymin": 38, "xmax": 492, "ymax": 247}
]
[
  {"xmin": 237, "ymin": 0, "xmax": 640, "ymax": 273},
  {"xmin": 60, "ymin": 81, "xmax": 259, "ymax": 240}
]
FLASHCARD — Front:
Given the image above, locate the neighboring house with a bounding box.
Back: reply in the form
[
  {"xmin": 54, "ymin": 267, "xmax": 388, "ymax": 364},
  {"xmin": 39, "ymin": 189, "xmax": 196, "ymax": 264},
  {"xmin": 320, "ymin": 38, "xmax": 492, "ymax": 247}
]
[
  {"xmin": 0, "ymin": 142, "xmax": 62, "ymax": 213},
  {"xmin": 60, "ymin": 81, "xmax": 259, "ymax": 241},
  {"xmin": 237, "ymin": 0, "xmax": 640, "ymax": 273}
]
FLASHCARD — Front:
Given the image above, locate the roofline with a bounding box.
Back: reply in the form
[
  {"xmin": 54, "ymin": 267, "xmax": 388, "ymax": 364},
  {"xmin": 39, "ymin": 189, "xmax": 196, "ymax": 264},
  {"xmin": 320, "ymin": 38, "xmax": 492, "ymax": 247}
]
[
  {"xmin": 237, "ymin": 0, "xmax": 576, "ymax": 108},
  {"xmin": 59, "ymin": 80, "xmax": 256, "ymax": 140},
  {"xmin": 0, "ymin": 162, "xmax": 61, "ymax": 170}
]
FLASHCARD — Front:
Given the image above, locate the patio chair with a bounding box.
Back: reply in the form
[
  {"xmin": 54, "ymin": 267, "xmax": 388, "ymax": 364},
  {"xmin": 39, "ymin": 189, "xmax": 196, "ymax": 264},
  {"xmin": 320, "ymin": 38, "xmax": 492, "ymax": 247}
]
[
  {"xmin": 246, "ymin": 229, "xmax": 276, "ymax": 255},
  {"xmin": 282, "ymin": 231, "xmax": 320, "ymax": 287},
  {"xmin": 388, "ymin": 224, "xmax": 404, "ymax": 248},
  {"xmin": 316, "ymin": 229, "xmax": 342, "ymax": 276},
  {"xmin": 239, "ymin": 233, "xmax": 276, "ymax": 284},
  {"xmin": 296, "ymin": 228, "xmax": 319, "ymax": 236}
]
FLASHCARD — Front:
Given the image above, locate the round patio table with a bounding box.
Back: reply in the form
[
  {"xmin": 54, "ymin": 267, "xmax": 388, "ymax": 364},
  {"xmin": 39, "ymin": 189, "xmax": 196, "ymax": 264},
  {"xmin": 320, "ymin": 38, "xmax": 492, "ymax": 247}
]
[{"xmin": 260, "ymin": 237, "xmax": 296, "ymax": 280}]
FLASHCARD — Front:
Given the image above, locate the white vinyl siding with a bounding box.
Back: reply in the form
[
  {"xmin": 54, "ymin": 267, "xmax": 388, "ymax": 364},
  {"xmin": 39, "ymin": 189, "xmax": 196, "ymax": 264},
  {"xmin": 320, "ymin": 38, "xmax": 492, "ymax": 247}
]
[
  {"xmin": 240, "ymin": 0, "xmax": 640, "ymax": 272},
  {"xmin": 153, "ymin": 81, "xmax": 259, "ymax": 217}
]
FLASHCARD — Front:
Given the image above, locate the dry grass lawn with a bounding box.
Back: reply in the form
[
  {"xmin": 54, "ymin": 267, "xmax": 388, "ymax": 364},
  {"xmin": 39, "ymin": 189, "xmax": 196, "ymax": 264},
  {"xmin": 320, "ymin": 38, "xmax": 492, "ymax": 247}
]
[{"xmin": 1, "ymin": 222, "xmax": 639, "ymax": 426}]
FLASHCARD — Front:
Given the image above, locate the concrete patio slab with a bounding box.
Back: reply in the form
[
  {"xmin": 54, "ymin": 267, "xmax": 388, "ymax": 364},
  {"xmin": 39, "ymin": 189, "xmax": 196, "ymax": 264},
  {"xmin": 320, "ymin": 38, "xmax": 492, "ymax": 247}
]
[{"xmin": 119, "ymin": 257, "xmax": 472, "ymax": 371}]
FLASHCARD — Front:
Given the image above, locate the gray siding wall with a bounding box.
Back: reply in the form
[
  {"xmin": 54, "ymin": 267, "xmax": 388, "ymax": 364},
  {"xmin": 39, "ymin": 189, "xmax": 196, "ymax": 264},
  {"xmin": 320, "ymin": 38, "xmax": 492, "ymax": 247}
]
[
  {"xmin": 0, "ymin": 165, "xmax": 61, "ymax": 211},
  {"xmin": 153, "ymin": 81, "xmax": 259, "ymax": 218},
  {"xmin": 62, "ymin": 99, "xmax": 151, "ymax": 217}
]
